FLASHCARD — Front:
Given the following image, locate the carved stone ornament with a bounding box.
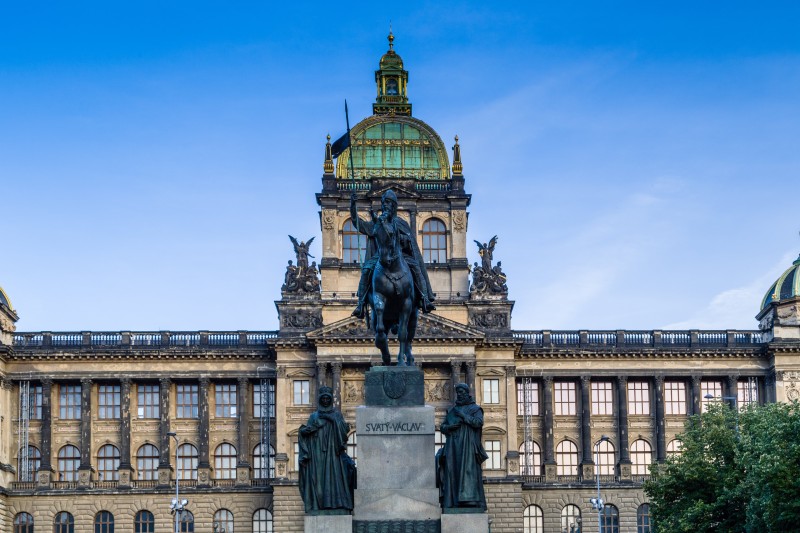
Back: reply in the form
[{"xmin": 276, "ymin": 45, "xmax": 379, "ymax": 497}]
[
  {"xmin": 452, "ymin": 210, "xmax": 466, "ymax": 230},
  {"xmin": 281, "ymin": 308, "xmax": 322, "ymax": 329},
  {"xmin": 469, "ymin": 309, "xmax": 508, "ymax": 329},
  {"xmin": 0, "ymin": 314, "xmax": 16, "ymax": 333},
  {"xmin": 784, "ymin": 371, "xmax": 800, "ymax": 401},
  {"xmin": 158, "ymin": 469, "xmax": 170, "ymax": 485},
  {"xmin": 470, "ymin": 236, "xmax": 508, "ymax": 299},
  {"xmin": 344, "ymin": 381, "xmax": 364, "ymax": 404},
  {"xmin": 322, "ymin": 209, "xmax": 336, "ymax": 230},
  {"xmin": 425, "ymin": 380, "xmax": 450, "ymax": 402}
]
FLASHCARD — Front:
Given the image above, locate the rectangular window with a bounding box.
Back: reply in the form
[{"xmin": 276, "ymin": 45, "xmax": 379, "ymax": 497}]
[
  {"xmin": 484, "ymin": 440, "xmax": 502, "ymax": 469},
  {"xmin": 294, "ymin": 441, "xmax": 300, "ymax": 472},
  {"xmin": 628, "ymin": 381, "xmax": 651, "ymax": 415},
  {"xmin": 701, "ymin": 380, "xmax": 723, "ymax": 412},
  {"xmin": 516, "ymin": 379, "xmax": 540, "ymax": 416},
  {"xmin": 664, "ymin": 381, "xmax": 687, "ymax": 415},
  {"xmin": 98, "ymin": 385, "xmax": 121, "ymax": 419},
  {"xmin": 294, "ymin": 380, "xmax": 310, "ymax": 405},
  {"xmin": 554, "ymin": 382, "xmax": 577, "ymax": 416},
  {"xmin": 28, "ymin": 384, "xmax": 43, "ymax": 420},
  {"xmin": 737, "ymin": 379, "xmax": 759, "ymax": 409},
  {"xmin": 59, "ymin": 384, "xmax": 81, "ymax": 419},
  {"xmin": 253, "ymin": 381, "xmax": 276, "ymax": 418},
  {"xmin": 137, "ymin": 384, "xmax": 160, "ymax": 419},
  {"xmin": 176, "ymin": 384, "xmax": 199, "ymax": 418},
  {"xmin": 483, "ymin": 378, "xmax": 500, "ymax": 404},
  {"xmin": 215, "ymin": 383, "xmax": 237, "ymax": 417},
  {"xmin": 591, "ymin": 381, "xmax": 613, "ymax": 415}
]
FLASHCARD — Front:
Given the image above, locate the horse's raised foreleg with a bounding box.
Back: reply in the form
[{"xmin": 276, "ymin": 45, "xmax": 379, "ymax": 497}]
[{"xmin": 372, "ymin": 293, "xmax": 390, "ymax": 365}]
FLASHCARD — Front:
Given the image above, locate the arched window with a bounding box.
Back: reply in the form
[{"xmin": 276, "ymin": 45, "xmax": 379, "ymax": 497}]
[
  {"xmin": 253, "ymin": 509, "xmax": 273, "ymax": 533},
  {"xmin": 519, "ymin": 440, "xmax": 542, "ymax": 476},
  {"xmin": 555, "ymin": 440, "xmax": 579, "ymax": 477},
  {"xmin": 421, "ymin": 218, "xmax": 447, "ymax": 263},
  {"xmin": 666, "ymin": 439, "xmax": 683, "ymax": 458},
  {"xmin": 253, "ymin": 444, "xmax": 275, "ymax": 479},
  {"xmin": 54, "ymin": 512, "xmax": 74, "ymax": 533},
  {"xmin": 600, "ymin": 504, "xmax": 619, "ymax": 533},
  {"xmin": 94, "ymin": 511, "xmax": 114, "ymax": 533},
  {"xmin": 342, "ymin": 219, "xmax": 367, "ymax": 264},
  {"xmin": 13, "ymin": 512, "xmax": 34, "ymax": 533},
  {"xmin": 347, "ymin": 433, "xmax": 357, "ymax": 465},
  {"xmin": 214, "ymin": 443, "xmax": 237, "ymax": 479},
  {"xmin": 214, "ymin": 442, "xmax": 236, "ymax": 479},
  {"xmin": 135, "ymin": 510, "xmax": 155, "ymax": 533},
  {"xmin": 57, "ymin": 445, "xmax": 80, "ymax": 481},
  {"xmin": 523, "ymin": 504, "xmax": 543, "ymax": 533},
  {"xmin": 177, "ymin": 443, "xmax": 199, "ymax": 480},
  {"xmin": 18, "ymin": 445, "xmax": 41, "ymax": 481},
  {"xmin": 213, "ymin": 509, "xmax": 234, "ymax": 532},
  {"xmin": 596, "ymin": 439, "xmax": 616, "ymax": 476},
  {"xmin": 560, "ymin": 504, "xmax": 581, "ymax": 532},
  {"xmin": 631, "ymin": 440, "xmax": 653, "ymax": 476},
  {"xmin": 637, "ymin": 504, "xmax": 652, "ymax": 533},
  {"xmin": 434, "ymin": 430, "xmax": 445, "ymax": 456},
  {"xmin": 179, "ymin": 511, "xmax": 194, "ymax": 533},
  {"xmin": 137, "ymin": 444, "xmax": 159, "ymax": 480},
  {"xmin": 97, "ymin": 444, "xmax": 120, "ymax": 481}
]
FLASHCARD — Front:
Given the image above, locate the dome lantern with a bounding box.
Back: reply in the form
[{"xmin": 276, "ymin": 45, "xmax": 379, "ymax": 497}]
[{"xmin": 373, "ymin": 31, "xmax": 411, "ymax": 117}]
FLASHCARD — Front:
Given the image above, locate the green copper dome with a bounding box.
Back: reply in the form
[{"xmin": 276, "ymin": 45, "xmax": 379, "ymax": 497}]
[
  {"xmin": 336, "ymin": 115, "xmax": 450, "ymax": 181},
  {"xmin": 761, "ymin": 254, "xmax": 800, "ymax": 310}
]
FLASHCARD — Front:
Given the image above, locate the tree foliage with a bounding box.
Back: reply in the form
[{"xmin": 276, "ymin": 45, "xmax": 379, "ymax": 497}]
[{"xmin": 644, "ymin": 401, "xmax": 800, "ymax": 533}]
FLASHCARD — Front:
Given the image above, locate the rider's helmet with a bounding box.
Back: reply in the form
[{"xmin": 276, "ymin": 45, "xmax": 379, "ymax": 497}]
[{"xmin": 381, "ymin": 189, "xmax": 398, "ymax": 206}]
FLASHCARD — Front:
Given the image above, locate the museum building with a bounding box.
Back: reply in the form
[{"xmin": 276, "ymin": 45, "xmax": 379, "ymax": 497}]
[{"xmin": 1, "ymin": 35, "xmax": 800, "ymax": 533}]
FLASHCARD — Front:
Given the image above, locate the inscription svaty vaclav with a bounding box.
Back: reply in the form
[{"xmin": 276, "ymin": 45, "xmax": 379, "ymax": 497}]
[{"xmin": 364, "ymin": 421, "xmax": 425, "ymax": 433}]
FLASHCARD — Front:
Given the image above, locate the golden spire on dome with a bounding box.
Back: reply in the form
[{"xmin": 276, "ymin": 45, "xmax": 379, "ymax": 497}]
[
  {"xmin": 323, "ymin": 134, "xmax": 334, "ymax": 174},
  {"xmin": 388, "ymin": 26, "xmax": 394, "ymax": 52}
]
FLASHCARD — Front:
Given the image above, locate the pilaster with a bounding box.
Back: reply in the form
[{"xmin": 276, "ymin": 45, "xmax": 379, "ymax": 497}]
[
  {"xmin": 654, "ymin": 375, "xmax": 666, "ymax": 462},
  {"xmin": 616, "ymin": 376, "xmax": 631, "ymax": 481},
  {"xmin": 197, "ymin": 377, "xmax": 211, "ymax": 486},
  {"xmin": 78, "ymin": 378, "xmax": 94, "ymax": 486}
]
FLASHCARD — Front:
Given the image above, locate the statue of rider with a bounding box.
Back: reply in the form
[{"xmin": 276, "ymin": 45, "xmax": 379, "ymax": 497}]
[{"xmin": 349, "ymin": 190, "xmax": 436, "ymax": 318}]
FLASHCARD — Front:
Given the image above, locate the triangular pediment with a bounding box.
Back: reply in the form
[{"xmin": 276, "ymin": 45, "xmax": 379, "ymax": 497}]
[
  {"xmin": 307, "ymin": 313, "xmax": 484, "ymax": 343},
  {"xmin": 369, "ymin": 182, "xmax": 419, "ymax": 200}
]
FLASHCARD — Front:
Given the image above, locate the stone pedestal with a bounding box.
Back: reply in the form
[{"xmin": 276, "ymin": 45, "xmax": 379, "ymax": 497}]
[
  {"xmin": 441, "ymin": 512, "xmax": 489, "ymax": 533},
  {"xmin": 305, "ymin": 514, "xmax": 352, "ymax": 533},
  {"xmin": 353, "ymin": 366, "xmax": 442, "ymax": 531}
]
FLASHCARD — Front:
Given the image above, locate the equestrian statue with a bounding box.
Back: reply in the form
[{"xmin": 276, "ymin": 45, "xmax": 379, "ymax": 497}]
[{"xmin": 349, "ymin": 191, "xmax": 436, "ymax": 366}]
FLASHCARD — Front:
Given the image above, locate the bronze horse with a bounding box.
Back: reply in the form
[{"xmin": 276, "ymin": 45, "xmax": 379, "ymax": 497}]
[{"xmin": 370, "ymin": 214, "xmax": 418, "ymax": 366}]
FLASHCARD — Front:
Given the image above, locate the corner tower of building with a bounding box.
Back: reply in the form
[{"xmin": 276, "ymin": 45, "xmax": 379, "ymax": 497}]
[{"xmin": 316, "ymin": 34, "xmax": 471, "ymax": 325}]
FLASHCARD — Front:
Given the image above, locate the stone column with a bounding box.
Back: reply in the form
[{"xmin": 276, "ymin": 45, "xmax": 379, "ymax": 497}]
[
  {"xmin": 616, "ymin": 376, "xmax": 631, "ymax": 480},
  {"xmin": 450, "ymin": 360, "xmax": 462, "ymax": 396},
  {"xmin": 236, "ymin": 377, "xmax": 251, "ymax": 485},
  {"xmin": 316, "ymin": 362, "xmax": 328, "ymax": 394},
  {"xmin": 726, "ymin": 375, "xmax": 739, "ymax": 409},
  {"xmin": 331, "ymin": 362, "xmax": 343, "ymax": 409},
  {"xmin": 157, "ymin": 378, "xmax": 172, "ymax": 487},
  {"xmin": 579, "ymin": 376, "xmax": 594, "ymax": 480},
  {"xmin": 542, "ymin": 376, "xmax": 557, "ymax": 481},
  {"xmin": 765, "ymin": 373, "xmax": 776, "ymax": 404},
  {"xmin": 691, "ymin": 375, "xmax": 702, "ymax": 415},
  {"xmin": 197, "ymin": 377, "xmax": 211, "ymax": 486},
  {"xmin": 118, "ymin": 378, "xmax": 133, "ymax": 487},
  {"xmin": 465, "ymin": 361, "xmax": 476, "ymax": 396},
  {"xmin": 37, "ymin": 378, "xmax": 54, "ymax": 487},
  {"xmin": 654, "ymin": 375, "xmax": 666, "ymax": 462},
  {"xmin": 78, "ymin": 378, "xmax": 94, "ymax": 486}
]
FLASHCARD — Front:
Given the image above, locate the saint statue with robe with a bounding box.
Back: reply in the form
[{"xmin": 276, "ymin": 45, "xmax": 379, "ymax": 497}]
[{"xmin": 298, "ymin": 386, "xmax": 356, "ymax": 514}]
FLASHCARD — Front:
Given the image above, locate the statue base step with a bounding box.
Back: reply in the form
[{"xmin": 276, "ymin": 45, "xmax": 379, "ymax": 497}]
[
  {"xmin": 304, "ymin": 514, "xmax": 352, "ymax": 533},
  {"xmin": 440, "ymin": 512, "xmax": 489, "ymax": 533}
]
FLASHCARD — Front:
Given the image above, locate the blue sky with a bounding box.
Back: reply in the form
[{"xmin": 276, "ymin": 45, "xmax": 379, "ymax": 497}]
[{"xmin": 1, "ymin": 2, "xmax": 798, "ymax": 332}]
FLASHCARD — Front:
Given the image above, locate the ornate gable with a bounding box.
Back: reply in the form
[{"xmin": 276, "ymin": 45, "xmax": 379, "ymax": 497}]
[{"xmin": 307, "ymin": 313, "xmax": 484, "ymax": 344}]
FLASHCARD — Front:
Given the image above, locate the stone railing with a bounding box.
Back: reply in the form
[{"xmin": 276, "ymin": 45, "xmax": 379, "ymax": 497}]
[
  {"xmin": 513, "ymin": 330, "xmax": 762, "ymax": 348},
  {"xmin": 12, "ymin": 331, "xmax": 278, "ymax": 348}
]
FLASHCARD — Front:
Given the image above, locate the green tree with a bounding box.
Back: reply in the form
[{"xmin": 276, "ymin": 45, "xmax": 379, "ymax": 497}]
[{"xmin": 644, "ymin": 401, "xmax": 800, "ymax": 533}]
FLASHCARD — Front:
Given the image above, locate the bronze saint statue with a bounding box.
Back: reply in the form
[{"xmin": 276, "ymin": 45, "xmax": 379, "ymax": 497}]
[
  {"xmin": 298, "ymin": 386, "xmax": 355, "ymax": 514},
  {"xmin": 436, "ymin": 383, "xmax": 488, "ymax": 511}
]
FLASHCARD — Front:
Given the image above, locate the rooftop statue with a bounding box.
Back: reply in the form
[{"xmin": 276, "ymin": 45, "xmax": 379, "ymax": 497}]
[
  {"xmin": 349, "ymin": 190, "xmax": 435, "ymax": 365},
  {"xmin": 436, "ymin": 383, "xmax": 488, "ymax": 511},
  {"xmin": 283, "ymin": 237, "xmax": 320, "ymax": 295},
  {"xmin": 470, "ymin": 236, "xmax": 508, "ymax": 298},
  {"xmin": 298, "ymin": 386, "xmax": 355, "ymax": 514}
]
